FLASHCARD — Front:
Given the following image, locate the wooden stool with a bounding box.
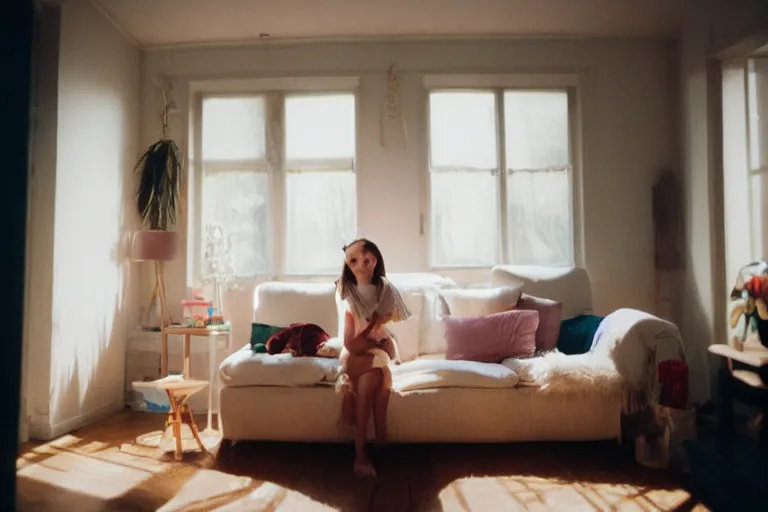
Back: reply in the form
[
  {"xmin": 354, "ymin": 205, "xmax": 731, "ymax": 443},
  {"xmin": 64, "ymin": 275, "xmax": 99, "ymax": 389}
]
[{"xmin": 155, "ymin": 379, "xmax": 209, "ymax": 461}]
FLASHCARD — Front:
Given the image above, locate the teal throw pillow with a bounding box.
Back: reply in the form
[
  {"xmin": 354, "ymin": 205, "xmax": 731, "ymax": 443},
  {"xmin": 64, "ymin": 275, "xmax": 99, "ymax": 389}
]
[
  {"xmin": 556, "ymin": 315, "xmax": 604, "ymax": 355},
  {"xmin": 251, "ymin": 322, "xmax": 284, "ymax": 351}
]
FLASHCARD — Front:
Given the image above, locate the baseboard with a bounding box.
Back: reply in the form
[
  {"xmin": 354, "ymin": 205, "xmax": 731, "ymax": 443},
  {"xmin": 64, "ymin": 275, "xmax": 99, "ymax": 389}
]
[{"xmin": 28, "ymin": 399, "xmax": 125, "ymax": 441}]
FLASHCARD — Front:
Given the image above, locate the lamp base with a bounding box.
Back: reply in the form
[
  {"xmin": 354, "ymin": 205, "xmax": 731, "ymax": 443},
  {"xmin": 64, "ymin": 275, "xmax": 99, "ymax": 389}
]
[{"xmin": 141, "ymin": 260, "xmax": 172, "ymax": 328}]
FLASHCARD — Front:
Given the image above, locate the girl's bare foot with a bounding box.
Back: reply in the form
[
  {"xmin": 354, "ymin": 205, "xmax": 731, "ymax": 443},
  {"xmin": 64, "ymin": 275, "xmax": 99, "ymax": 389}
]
[{"xmin": 353, "ymin": 455, "xmax": 376, "ymax": 478}]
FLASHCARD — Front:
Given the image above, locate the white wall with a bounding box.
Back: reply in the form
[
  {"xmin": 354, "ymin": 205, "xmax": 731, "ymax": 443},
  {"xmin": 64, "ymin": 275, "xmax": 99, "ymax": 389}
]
[
  {"xmin": 142, "ymin": 38, "xmax": 678, "ymax": 356},
  {"xmin": 24, "ymin": 0, "xmax": 141, "ymax": 440}
]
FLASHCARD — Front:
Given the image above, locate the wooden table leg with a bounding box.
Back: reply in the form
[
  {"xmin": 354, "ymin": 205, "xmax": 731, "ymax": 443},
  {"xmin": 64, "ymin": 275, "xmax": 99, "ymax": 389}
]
[
  {"xmin": 181, "ymin": 402, "xmax": 208, "ymax": 454},
  {"xmin": 165, "ymin": 390, "xmax": 184, "ymax": 461},
  {"xmin": 716, "ymin": 366, "xmax": 735, "ymax": 438},
  {"xmin": 161, "ymin": 327, "xmax": 169, "ymax": 377},
  {"xmin": 183, "ymin": 334, "xmax": 191, "ymax": 378}
]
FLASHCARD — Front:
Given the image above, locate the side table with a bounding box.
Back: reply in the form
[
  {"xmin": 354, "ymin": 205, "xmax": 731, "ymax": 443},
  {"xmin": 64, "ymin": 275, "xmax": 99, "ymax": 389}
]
[
  {"xmin": 133, "ymin": 377, "xmax": 210, "ymax": 460},
  {"xmin": 160, "ymin": 326, "xmax": 231, "ymax": 436},
  {"xmin": 708, "ymin": 343, "xmax": 768, "ymax": 442}
]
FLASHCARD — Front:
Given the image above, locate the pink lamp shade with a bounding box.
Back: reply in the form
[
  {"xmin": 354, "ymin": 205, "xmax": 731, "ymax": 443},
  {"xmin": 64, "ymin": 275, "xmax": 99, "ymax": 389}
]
[{"xmin": 131, "ymin": 230, "xmax": 179, "ymax": 261}]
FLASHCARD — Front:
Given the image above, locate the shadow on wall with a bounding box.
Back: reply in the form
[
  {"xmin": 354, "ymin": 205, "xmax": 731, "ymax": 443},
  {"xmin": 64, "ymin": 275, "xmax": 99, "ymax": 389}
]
[
  {"xmin": 677, "ymin": 265, "xmax": 714, "ymax": 407},
  {"xmin": 47, "ymin": 123, "xmax": 140, "ymax": 434}
]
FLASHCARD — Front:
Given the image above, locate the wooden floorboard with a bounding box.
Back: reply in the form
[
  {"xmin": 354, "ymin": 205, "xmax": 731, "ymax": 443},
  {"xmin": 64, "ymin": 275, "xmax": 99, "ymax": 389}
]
[{"xmin": 16, "ymin": 409, "xmax": 707, "ymax": 511}]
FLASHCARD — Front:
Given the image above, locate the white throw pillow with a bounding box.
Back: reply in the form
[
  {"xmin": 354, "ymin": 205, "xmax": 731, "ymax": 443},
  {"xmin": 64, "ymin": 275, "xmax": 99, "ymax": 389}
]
[
  {"xmin": 388, "ymin": 315, "xmax": 420, "ymax": 362},
  {"xmin": 439, "ymin": 286, "xmax": 523, "ymax": 318}
]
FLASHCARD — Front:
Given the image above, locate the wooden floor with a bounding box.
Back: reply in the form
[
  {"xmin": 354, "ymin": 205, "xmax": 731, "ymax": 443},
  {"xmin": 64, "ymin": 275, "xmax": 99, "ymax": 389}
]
[{"xmin": 16, "ymin": 410, "xmax": 707, "ymax": 511}]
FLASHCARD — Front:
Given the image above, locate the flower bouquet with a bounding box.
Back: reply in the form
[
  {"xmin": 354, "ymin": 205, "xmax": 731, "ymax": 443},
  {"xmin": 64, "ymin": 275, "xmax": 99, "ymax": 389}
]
[{"xmin": 728, "ymin": 260, "xmax": 768, "ymax": 349}]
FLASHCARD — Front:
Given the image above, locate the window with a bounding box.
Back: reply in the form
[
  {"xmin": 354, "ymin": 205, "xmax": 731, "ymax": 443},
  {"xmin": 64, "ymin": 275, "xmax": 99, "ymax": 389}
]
[
  {"xmin": 197, "ymin": 90, "xmax": 357, "ymax": 279},
  {"xmin": 201, "ymin": 97, "xmax": 270, "ymax": 278},
  {"xmin": 427, "ymin": 88, "xmax": 574, "ymax": 268},
  {"xmin": 721, "ymin": 55, "xmax": 768, "ymax": 292},
  {"xmin": 727, "ymin": 57, "xmax": 768, "ymax": 261},
  {"xmin": 283, "ymin": 94, "xmax": 357, "ymax": 274}
]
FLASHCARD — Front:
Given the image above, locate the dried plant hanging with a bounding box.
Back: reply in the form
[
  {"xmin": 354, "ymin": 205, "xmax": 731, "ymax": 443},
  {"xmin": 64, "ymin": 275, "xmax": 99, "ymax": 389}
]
[
  {"xmin": 134, "ymin": 76, "xmax": 183, "ymax": 231},
  {"xmin": 379, "ymin": 63, "xmax": 407, "ymax": 150}
]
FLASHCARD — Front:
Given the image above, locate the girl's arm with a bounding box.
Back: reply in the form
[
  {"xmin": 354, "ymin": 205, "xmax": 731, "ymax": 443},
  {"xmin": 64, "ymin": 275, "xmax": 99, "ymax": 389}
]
[
  {"xmin": 361, "ymin": 311, "xmax": 392, "ymax": 334},
  {"xmin": 373, "ymin": 313, "xmax": 393, "ymax": 329},
  {"xmin": 343, "ymin": 310, "xmax": 379, "ymax": 355}
]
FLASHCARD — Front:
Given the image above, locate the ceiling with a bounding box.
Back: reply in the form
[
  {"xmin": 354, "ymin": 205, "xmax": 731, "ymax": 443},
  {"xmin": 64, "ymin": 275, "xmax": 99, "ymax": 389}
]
[{"xmin": 89, "ymin": 0, "xmax": 686, "ymax": 49}]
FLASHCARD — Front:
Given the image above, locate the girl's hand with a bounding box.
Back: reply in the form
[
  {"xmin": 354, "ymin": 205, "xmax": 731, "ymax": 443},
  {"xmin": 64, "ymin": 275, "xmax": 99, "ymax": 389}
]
[
  {"xmin": 370, "ymin": 312, "xmax": 392, "ymax": 331},
  {"xmin": 362, "ymin": 312, "xmax": 383, "ymax": 337}
]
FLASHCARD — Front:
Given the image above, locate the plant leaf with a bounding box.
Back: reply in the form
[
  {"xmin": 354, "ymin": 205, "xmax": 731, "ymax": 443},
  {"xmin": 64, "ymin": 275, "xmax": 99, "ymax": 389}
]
[
  {"xmin": 730, "ymin": 303, "xmax": 746, "ymax": 328},
  {"xmin": 135, "ymin": 139, "xmax": 183, "ymax": 230},
  {"xmin": 757, "ymin": 299, "xmax": 768, "ymax": 320}
]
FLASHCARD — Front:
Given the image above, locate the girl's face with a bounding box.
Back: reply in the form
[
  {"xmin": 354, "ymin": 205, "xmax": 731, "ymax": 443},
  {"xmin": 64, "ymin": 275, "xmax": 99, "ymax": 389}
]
[{"xmin": 345, "ymin": 241, "xmax": 377, "ymax": 284}]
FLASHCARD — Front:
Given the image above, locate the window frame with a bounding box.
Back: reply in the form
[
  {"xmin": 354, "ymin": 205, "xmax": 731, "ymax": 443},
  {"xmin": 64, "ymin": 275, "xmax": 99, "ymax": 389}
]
[
  {"xmin": 188, "ymin": 77, "xmax": 360, "ymax": 285},
  {"xmin": 421, "ymin": 74, "xmax": 582, "ymax": 270},
  {"xmin": 743, "ymin": 56, "xmax": 768, "ymax": 260}
]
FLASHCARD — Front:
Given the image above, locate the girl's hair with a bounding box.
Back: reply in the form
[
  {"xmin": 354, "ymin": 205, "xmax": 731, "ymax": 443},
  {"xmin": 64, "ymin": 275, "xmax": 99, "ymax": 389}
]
[{"xmin": 335, "ymin": 238, "xmax": 386, "ymax": 298}]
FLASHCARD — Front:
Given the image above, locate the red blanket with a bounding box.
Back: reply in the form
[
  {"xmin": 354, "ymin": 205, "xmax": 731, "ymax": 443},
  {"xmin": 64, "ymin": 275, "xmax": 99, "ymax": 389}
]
[
  {"xmin": 658, "ymin": 359, "xmax": 689, "ymax": 409},
  {"xmin": 265, "ymin": 323, "xmax": 331, "ymax": 357}
]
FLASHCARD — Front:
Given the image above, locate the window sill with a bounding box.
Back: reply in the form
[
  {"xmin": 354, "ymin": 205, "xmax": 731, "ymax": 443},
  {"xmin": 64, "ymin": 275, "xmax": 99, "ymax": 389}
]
[
  {"xmin": 278, "ymin": 273, "xmax": 339, "ymax": 279},
  {"xmin": 429, "ymin": 265, "xmax": 495, "ymax": 271}
]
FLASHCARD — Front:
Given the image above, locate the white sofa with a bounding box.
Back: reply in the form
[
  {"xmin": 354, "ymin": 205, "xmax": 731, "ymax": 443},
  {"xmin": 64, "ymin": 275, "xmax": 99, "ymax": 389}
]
[{"xmin": 218, "ymin": 267, "xmax": 686, "ymax": 444}]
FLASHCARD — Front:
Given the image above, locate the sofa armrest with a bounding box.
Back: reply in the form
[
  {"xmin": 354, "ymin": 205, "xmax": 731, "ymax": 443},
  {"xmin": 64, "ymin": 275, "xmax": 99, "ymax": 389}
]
[{"xmin": 590, "ymin": 308, "xmax": 686, "ymax": 390}]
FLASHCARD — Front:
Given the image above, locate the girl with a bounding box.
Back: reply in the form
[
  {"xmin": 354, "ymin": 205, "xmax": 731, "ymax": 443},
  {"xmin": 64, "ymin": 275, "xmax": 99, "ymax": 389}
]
[{"xmin": 335, "ymin": 238, "xmax": 410, "ymax": 478}]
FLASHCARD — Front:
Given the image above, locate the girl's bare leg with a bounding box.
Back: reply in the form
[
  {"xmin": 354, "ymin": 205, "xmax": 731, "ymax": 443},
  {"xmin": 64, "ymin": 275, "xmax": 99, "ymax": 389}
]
[
  {"xmin": 353, "ymin": 368, "xmax": 382, "ymax": 478},
  {"xmin": 338, "ymin": 353, "xmax": 375, "ymax": 432},
  {"xmin": 373, "ymin": 365, "xmax": 392, "ymax": 447},
  {"xmin": 338, "ymin": 377, "xmax": 356, "ymax": 430}
]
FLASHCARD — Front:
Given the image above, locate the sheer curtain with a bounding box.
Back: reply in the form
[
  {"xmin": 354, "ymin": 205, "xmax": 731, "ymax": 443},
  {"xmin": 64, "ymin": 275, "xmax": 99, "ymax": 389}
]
[
  {"xmin": 429, "ymin": 91, "xmax": 499, "ymax": 267},
  {"xmin": 201, "ymin": 97, "xmax": 271, "ymax": 278},
  {"xmin": 283, "ymin": 93, "xmax": 358, "ymax": 274},
  {"xmin": 427, "ymin": 88, "xmax": 573, "ymax": 267},
  {"xmin": 504, "ymin": 90, "xmax": 572, "ymax": 266}
]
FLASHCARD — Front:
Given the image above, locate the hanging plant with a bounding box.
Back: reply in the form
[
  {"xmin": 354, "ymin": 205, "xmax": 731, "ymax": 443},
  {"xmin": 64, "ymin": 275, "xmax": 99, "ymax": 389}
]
[
  {"xmin": 134, "ymin": 77, "xmax": 183, "ymax": 231},
  {"xmin": 134, "ymin": 138, "xmax": 182, "ymax": 230}
]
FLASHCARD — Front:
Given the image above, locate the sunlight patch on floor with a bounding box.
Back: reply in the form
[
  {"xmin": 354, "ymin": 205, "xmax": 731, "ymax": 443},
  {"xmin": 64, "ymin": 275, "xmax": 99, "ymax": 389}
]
[
  {"xmin": 17, "ymin": 450, "xmax": 153, "ymax": 501},
  {"xmin": 438, "ymin": 476, "xmax": 696, "ymax": 511},
  {"xmin": 156, "ymin": 469, "xmax": 252, "ymax": 512},
  {"xmin": 17, "ymin": 439, "xmax": 261, "ymax": 511},
  {"xmin": 211, "ymin": 481, "xmax": 338, "ymax": 511}
]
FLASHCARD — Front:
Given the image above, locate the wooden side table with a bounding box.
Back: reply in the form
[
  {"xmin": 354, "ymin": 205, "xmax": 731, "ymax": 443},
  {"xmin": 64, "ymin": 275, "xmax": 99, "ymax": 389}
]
[
  {"xmin": 160, "ymin": 326, "xmax": 231, "ymax": 435},
  {"xmin": 162, "ymin": 378, "xmax": 209, "ymax": 461},
  {"xmin": 133, "ymin": 377, "xmax": 210, "ymax": 461},
  {"xmin": 708, "ymin": 343, "xmax": 768, "ymax": 442}
]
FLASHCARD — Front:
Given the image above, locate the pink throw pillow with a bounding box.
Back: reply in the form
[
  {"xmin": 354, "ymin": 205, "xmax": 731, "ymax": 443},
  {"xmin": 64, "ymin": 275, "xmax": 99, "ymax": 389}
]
[
  {"xmin": 443, "ymin": 310, "xmax": 539, "ymax": 363},
  {"xmin": 514, "ymin": 294, "xmax": 563, "ymax": 352}
]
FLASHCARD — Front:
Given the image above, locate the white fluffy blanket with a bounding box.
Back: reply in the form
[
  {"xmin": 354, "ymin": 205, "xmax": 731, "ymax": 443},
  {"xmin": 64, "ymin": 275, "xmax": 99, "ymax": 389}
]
[{"xmin": 501, "ymin": 350, "xmax": 624, "ymax": 397}]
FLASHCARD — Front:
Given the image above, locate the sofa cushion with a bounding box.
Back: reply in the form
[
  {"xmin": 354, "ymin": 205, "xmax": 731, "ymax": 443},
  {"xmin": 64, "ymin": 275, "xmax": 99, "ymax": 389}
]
[
  {"xmin": 557, "ymin": 314, "xmax": 604, "ymax": 355},
  {"xmin": 391, "ymin": 358, "xmax": 520, "ymax": 392},
  {"xmin": 443, "ymin": 310, "xmax": 539, "ymax": 363},
  {"xmin": 490, "ymin": 265, "xmax": 593, "ymax": 320},
  {"xmin": 514, "ymin": 294, "xmax": 563, "ymax": 352},
  {"xmin": 418, "ymin": 289, "xmax": 451, "ymax": 355},
  {"xmin": 419, "ymin": 287, "xmax": 522, "ymax": 355},
  {"xmin": 220, "ymin": 345, "xmax": 340, "ymax": 388},
  {"xmin": 254, "ymin": 282, "xmax": 338, "ymax": 336},
  {"xmin": 440, "ymin": 286, "xmax": 522, "ymax": 318},
  {"xmin": 388, "ymin": 315, "xmax": 421, "ymax": 362},
  {"xmin": 251, "ymin": 322, "xmax": 284, "ymax": 351}
]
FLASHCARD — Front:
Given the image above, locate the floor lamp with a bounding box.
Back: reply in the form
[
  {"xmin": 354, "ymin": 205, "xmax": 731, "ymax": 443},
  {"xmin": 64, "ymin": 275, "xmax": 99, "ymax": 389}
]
[{"xmin": 132, "ymin": 230, "xmax": 179, "ymax": 329}]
